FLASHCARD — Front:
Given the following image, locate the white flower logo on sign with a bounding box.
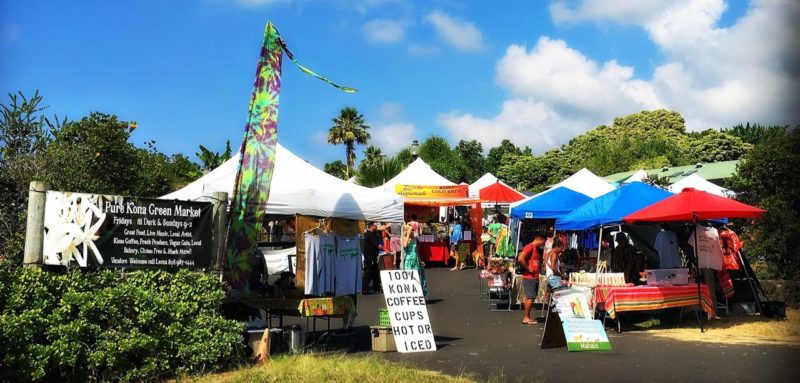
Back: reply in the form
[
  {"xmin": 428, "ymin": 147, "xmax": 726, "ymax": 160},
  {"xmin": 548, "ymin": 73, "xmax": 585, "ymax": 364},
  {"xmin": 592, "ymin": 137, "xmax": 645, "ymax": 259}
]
[{"xmin": 43, "ymin": 192, "xmax": 109, "ymax": 267}]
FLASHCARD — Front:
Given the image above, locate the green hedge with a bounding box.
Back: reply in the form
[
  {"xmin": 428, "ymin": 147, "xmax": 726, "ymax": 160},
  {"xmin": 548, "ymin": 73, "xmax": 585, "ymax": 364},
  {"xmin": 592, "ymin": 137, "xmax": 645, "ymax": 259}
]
[{"xmin": 0, "ymin": 265, "xmax": 246, "ymax": 382}]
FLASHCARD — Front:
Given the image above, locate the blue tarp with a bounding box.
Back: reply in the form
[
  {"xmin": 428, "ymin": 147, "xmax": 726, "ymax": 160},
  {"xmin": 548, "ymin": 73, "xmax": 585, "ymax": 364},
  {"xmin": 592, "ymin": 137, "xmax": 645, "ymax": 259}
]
[
  {"xmin": 555, "ymin": 182, "xmax": 672, "ymax": 230},
  {"xmin": 509, "ymin": 187, "xmax": 592, "ymax": 219}
]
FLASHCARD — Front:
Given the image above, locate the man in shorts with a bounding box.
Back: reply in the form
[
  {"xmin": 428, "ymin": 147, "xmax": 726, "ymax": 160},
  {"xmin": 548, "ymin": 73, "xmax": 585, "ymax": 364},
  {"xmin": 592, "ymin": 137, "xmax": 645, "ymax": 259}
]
[{"xmin": 519, "ymin": 233, "xmax": 546, "ymax": 325}]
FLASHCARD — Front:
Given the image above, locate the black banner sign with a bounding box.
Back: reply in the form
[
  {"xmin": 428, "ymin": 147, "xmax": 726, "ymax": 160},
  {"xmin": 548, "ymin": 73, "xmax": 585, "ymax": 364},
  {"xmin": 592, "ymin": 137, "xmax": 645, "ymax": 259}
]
[{"xmin": 43, "ymin": 192, "xmax": 212, "ymax": 269}]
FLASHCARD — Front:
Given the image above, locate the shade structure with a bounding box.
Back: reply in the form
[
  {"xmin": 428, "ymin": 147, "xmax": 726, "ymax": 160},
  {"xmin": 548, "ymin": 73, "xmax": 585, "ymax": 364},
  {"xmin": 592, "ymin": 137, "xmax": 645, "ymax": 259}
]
[
  {"xmin": 551, "ymin": 168, "xmax": 616, "ymax": 198},
  {"xmin": 377, "ymin": 157, "xmax": 455, "ymax": 193},
  {"xmin": 668, "ymin": 173, "xmax": 734, "ymax": 198},
  {"xmin": 479, "ymin": 181, "xmax": 526, "ymax": 203},
  {"xmin": 509, "ymin": 187, "xmax": 591, "ymax": 219},
  {"xmin": 556, "ymin": 182, "xmax": 673, "ymax": 230},
  {"xmin": 624, "ymin": 187, "xmax": 765, "ymax": 223},
  {"xmin": 161, "ymin": 143, "xmax": 404, "ymax": 222}
]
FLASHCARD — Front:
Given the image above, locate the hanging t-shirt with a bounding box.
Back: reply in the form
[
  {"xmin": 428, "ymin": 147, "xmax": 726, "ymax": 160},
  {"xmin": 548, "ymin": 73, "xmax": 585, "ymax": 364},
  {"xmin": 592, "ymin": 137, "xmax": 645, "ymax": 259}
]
[
  {"xmin": 719, "ymin": 228, "xmax": 742, "ymax": 270},
  {"xmin": 654, "ymin": 229, "xmax": 681, "ymax": 269},
  {"xmin": 689, "ymin": 225, "xmax": 724, "ymax": 270},
  {"xmin": 304, "ymin": 234, "xmax": 320, "ymax": 295},
  {"xmin": 335, "ymin": 235, "xmax": 363, "ymax": 296},
  {"xmin": 319, "ymin": 233, "xmax": 336, "ymax": 295}
]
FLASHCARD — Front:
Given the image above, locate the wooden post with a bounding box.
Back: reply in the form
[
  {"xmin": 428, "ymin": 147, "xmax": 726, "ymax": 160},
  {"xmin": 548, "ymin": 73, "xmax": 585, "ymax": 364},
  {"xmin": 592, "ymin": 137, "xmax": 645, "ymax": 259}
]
[
  {"xmin": 211, "ymin": 192, "xmax": 228, "ymax": 273},
  {"xmin": 23, "ymin": 181, "xmax": 47, "ymax": 267}
]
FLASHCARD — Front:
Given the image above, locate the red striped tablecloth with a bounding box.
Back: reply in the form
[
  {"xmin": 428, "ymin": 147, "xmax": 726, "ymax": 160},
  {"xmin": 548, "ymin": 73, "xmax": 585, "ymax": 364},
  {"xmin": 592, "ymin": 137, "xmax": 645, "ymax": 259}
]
[{"xmin": 603, "ymin": 285, "xmax": 715, "ymax": 319}]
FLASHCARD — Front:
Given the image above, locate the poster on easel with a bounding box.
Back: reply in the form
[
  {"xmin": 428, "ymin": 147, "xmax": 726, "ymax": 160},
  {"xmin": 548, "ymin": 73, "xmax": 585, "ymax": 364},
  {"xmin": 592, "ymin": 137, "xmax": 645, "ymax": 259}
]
[
  {"xmin": 562, "ymin": 318, "xmax": 612, "ymax": 351},
  {"xmin": 541, "ymin": 287, "xmax": 611, "ymax": 351},
  {"xmin": 552, "ymin": 287, "xmax": 592, "ymax": 319}
]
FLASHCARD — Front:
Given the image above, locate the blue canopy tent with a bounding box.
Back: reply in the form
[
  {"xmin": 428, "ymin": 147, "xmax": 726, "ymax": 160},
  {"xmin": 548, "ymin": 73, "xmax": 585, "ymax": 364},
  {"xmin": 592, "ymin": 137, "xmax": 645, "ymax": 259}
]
[
  {"xmin": 554, "ymin": 182, "xmax": 672, "ymax": 279},
  {"xmin": 555, "ymin": 182, "xmax": 673, "ymax": 231},
  {"xmin": 509, "ymin": 187, "xmax": 592, "ymax": 219}
]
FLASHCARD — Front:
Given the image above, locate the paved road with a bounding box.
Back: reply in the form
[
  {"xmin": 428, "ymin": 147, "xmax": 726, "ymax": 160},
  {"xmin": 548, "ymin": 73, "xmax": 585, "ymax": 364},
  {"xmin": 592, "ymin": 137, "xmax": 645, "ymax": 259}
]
[{"xmin": 309, "ymin": 267, "xmax": 798, "ymax": 382}]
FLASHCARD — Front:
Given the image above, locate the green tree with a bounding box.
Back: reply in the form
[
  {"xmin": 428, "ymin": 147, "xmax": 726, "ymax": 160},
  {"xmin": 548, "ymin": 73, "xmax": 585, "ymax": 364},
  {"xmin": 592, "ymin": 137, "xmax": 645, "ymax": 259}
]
[
  {"xmin": 196, "ymin": 139, "xmax": 232, "ymax": 171},
  {"xmin": 323, "ymin": 160, "xmax": 348, "ymax": 179},
  {"xmin": 486, "ymin": 139, "xmax": 523, "ymax": 176},
  {"xmin": 418, "ymin": 135, "xmax": 459, "ymax": 182},
  {"xmin": 723, "ymin": 123, "xmax": 787, "ymax": 145},
  {"xmin": 687, "ymin": 130, "xmax": 752, "ymax": 163},
  {"xmin": 327, "ymin": 107, "xmax": 370, "ymax": 178},
  {"xmin": 454, "ymin": 139, "xmax": 486, "ymax": 184},
  {"xmin": 355, "ymin": 155, "xmax": 404, "ymax": 187},
  {"xmin": 728, "ymin": 128, "xmax": 800, "ymax": 280},
  {"xmin": 361, "ymin": 145, "xmax": 383, "ymax": 168}
]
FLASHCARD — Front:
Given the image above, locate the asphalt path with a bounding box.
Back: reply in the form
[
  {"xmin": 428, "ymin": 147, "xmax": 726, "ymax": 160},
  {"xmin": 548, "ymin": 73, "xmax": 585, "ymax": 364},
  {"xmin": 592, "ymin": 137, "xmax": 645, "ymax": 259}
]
[{"xmin": 306, "ymin": 267, "xmax": 798, "ymax": 382}]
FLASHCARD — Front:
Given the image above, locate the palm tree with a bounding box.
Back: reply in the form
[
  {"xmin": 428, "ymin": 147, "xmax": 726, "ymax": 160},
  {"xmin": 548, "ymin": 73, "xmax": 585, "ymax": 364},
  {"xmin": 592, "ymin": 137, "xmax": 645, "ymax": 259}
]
[
  {"xmin": 362, "ymin": 145, "xmax": 383, "ymax": 167},
  {"xmin": 355, "ymin": 156, "xmax": 404, "ymax": 187},
  {"xmin": 327, "ymin": 107, "xmax": 370, "ymax": 178}
]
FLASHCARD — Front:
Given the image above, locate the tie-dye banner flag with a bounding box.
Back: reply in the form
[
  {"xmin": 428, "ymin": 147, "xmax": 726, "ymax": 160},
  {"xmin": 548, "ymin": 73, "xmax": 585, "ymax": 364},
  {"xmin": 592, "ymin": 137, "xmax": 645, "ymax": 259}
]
[{"xmin": 224, "ymin": 22, "xmax": 355, "ymax": 290}]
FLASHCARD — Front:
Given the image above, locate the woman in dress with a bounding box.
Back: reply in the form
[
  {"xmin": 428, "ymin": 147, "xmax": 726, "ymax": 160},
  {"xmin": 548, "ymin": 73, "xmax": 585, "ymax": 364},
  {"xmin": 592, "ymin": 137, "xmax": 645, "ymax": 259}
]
[{"xmin": 402, "ymin": 216, "xmax": 428, "ymax": 296}]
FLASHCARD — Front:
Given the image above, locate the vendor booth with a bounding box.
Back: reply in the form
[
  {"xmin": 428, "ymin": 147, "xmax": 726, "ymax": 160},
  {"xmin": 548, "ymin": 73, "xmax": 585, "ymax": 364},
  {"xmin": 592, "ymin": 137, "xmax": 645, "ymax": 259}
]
[{"xmin": 379, "ymin": 158, "xmax": 483, "ymax": 265}]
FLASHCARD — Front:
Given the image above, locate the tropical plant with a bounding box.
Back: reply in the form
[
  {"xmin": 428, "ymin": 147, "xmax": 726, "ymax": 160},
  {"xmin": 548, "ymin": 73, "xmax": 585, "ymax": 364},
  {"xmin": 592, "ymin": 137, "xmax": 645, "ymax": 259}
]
[
  {"xmin": 196, "ymin": 139, "xmax": 232, "ymax": 171},
  {"xmin": 323, "ymin": 160, "xmax": 348, "ymax": 179},
  {"xmin": 362, "ymin": 145, "xmax": 383, "ymax": 167},
  {"xmin": 723, "ymin": 123, "xmax": 787, "ymax": 146},
  {"xmin": 355, "ymin": 155, "xmax": 404, "ymax": 187},
  {"xmin": 327, "ymin": 107, "xmax": 370, "ymax": 178}
]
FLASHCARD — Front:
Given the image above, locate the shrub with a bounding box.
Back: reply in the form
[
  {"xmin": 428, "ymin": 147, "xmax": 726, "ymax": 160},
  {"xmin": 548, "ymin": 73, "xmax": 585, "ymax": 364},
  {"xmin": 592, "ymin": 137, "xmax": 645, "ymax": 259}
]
[{"xmin": 0, "ymin": 265, "xmax": 246, "ymax": 382}]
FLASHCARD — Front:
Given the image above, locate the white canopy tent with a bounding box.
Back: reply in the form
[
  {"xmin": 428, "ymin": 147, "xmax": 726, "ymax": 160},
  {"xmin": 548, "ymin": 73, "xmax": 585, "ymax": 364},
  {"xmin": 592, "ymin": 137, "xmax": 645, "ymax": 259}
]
[
  {"xmin": 622, "ymin": 169, "xmax": 648, "ymax": 184},
  {"xmin": 160, "ymin": 143, "xmax": 404, "ymax": 222},
  {"xmin": 668, "ymin": 173, "xmax": 735, "ymax": 197},
  {"xmin": 549, "ymin": 168, "xmax": 616, "ymax": 198},
  {"xmin": 376, "ymin": 157, "xmax": 456, "ymax": 193}
]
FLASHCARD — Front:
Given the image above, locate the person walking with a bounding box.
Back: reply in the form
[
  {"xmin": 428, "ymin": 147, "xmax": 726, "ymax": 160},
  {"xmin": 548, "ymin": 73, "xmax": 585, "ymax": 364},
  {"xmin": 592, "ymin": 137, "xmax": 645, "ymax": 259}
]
[
  {"xmin": 449, "ymin": 218, "xmax": 464, "ymax": 271},
  {"xmin": 363, "ymin": 222, "xmax": 384, "ymax": 294},
  {"xmin": 519, "ymin": 233, "xmax": 546, "ymax": 325}
]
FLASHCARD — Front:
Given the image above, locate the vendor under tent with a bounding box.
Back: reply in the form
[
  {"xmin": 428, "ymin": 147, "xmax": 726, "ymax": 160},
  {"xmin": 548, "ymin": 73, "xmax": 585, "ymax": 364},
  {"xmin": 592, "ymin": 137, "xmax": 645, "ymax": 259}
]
[
  {"xmin": 548, "ymin": 168, "xmax": 616, "ymax": 198},
  {"xmin": 667, "ymin": 173, "xmax": 735, "ymax": 198},
  {"xmin": 161, "ymin": 142, "xmax": 403, "ymax": 223},
  {"xmin": 624, "ymin": 187, "xmax": 766, "ymax": 324},
  {"xmin": 378, "ymin": 157, "xmax": 483, "ymax": 266}
]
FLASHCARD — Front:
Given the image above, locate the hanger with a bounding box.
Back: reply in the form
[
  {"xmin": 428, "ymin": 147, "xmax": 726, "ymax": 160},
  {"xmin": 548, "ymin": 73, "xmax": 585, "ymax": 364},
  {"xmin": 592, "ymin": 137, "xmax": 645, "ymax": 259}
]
[{"xmin": 302, "ymin": 219, "xmax": 326, "ymax": 236}]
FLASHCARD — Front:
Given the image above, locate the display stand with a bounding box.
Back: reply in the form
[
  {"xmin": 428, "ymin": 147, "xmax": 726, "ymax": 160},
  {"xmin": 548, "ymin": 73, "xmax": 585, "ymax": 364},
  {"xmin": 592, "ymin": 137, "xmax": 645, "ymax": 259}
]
[
  {"xmin": 487, "ymin": 274, "xmax": 512, "ymax": 311},
  {"xmin": 540, "ymin": 307, "xmax": 567, "ymax": 349}
]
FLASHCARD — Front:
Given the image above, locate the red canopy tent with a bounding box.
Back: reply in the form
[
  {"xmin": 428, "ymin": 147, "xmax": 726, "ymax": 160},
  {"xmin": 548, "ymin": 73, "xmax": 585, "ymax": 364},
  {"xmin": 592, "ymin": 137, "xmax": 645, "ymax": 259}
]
[
  {"xmin": 624, "ymin": 187, "xmax": 765, "ymax": 222},
  {"xmin": 479, "ymin": 181, "xmax": 525, "ymax": 203},
  {"xmin": 623, "ymin": 187, "xmax": 766, "ymax": 326}
]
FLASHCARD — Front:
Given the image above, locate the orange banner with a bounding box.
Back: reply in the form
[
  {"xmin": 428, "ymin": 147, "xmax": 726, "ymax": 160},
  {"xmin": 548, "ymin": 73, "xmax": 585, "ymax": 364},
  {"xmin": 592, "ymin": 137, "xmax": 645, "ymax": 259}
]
[{"xmin": 395, "ymin": 184, "xmax": 468, "ymax": 199}]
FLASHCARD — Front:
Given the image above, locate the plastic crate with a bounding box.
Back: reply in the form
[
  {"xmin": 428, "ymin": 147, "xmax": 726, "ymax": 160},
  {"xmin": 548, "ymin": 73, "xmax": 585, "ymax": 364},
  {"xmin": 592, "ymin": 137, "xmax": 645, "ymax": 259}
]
[{"xmin": 378, "ymin": 308, "xmax": 390, "ymax": 327}]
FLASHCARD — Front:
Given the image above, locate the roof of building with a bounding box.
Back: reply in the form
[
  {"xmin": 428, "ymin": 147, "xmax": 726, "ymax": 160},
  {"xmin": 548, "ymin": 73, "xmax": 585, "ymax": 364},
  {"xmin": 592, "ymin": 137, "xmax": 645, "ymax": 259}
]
[{"xmin": 603, "ymin": 160, "xmax": 740, "ymax": 184}]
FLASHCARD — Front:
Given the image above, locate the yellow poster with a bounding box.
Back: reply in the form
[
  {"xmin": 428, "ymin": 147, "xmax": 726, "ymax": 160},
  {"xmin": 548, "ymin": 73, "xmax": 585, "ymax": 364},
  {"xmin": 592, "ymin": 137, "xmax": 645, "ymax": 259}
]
[{"xmin": 395, "ymin": 184, "xmax": 468, "ymax": 198}]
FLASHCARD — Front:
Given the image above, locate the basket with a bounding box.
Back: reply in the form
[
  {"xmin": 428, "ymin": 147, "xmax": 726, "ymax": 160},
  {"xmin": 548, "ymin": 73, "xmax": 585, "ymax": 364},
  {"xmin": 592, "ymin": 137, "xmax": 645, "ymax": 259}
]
[{"xmin": 378, "ymin": 308, "xmax": 390, "ymax": 327}]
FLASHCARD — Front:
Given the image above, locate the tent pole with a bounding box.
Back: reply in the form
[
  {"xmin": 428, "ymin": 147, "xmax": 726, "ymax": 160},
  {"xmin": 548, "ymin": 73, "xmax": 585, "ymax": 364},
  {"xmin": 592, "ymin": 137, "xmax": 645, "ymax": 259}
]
[
  {"xmin": 514, "ymin": 219, "xmax": 522, "ymax": 261},
  {"xmin": 737, "ymin": 249, "xmax": 763, "ymax": 315},
  {"xmin": 592, "ymin": 226, "xmax": 603, "ymax": 319},
  {"xmin": 692, "ymin": 217, "xmax": 705, "ymax": 332}
]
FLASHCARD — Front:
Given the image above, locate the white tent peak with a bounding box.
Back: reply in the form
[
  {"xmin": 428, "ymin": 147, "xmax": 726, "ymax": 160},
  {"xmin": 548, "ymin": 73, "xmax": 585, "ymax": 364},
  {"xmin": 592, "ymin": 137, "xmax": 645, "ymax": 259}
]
[
  {"xmin": 551, "ymin": 168, "xmax": 616, "ymax": 198},
  {"xmin": 378, "ymin": 157, "xmax": 455, "ymax": 192},
  {"xmin": 469, "ymin": 172, "xmax": 525, "ymax": 199},
  {"xmin": 160, "ymin": 142, "xmax": 403, "ymax": 222},
  {"xmin": 622, "ymin": 169, "xmax": 648, "ymax": 184},
  {"xmin": 668, "ymin": 173, "xmax": 735, "ymax": 198}
]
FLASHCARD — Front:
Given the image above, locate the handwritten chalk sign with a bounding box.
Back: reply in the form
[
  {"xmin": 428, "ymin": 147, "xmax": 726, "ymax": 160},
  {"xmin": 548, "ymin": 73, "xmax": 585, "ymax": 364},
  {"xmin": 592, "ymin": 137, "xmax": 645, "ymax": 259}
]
[{"xmin": 380, "ymin": 270, "xmax": 437, "ymax": 353}]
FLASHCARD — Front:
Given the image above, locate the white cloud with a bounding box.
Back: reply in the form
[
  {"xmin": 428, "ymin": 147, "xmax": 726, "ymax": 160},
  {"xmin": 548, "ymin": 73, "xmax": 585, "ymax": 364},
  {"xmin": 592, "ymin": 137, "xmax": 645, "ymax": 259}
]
[
  {"xmin": 407, "ymin": 43, "xmax": 439, "ymax": 56},
  {"xmin": 372, "ymin": 122, "xmax": 417, "ymax": 155},
  {"xmin": 424, "ymin": 10, "xmax": 483, "ymax": 52},
  {"xmin": 550, "ymin": 0, "xmax": 682, "ymax": 25},
  {"xmin": 363, "ymin": 19, "xmax": 406, "ymax": 43},
  {"xmin": 438, "ymin": 0, "xmax": 799, "ymax": 153}
]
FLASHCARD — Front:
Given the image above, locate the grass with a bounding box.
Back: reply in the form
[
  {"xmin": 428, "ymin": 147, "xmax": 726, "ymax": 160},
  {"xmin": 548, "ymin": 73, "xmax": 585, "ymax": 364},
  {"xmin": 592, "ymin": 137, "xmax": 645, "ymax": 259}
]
[
  {"xmin": 641, "ymin": 308, "xmax": 800, "ymax": 347},
  {"xmin": 177, "ymin": 352, "xmax": 477, "ymax": 383}
]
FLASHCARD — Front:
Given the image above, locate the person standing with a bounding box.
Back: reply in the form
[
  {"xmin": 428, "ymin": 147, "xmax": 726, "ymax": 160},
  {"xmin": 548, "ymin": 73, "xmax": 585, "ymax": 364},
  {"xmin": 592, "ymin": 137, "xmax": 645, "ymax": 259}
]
[
  {"xmin": 363, "ymin": 222, "xmax": 384, "ymax": 294},
  {"xmin": 610, "ymin": 232, "xmax": 644, "ymax": 284},
  {"xmin": 402, "ymin": 219, "xmax": 428, "ymax": 296},
  {"xmin": 449, "ymin": 219, "xmax": 464, "ymax": 271},
  {"xmin": 545, "ymin": 237, "xmax": 567, "ymax": 289},
  {"xmin": 519, "ymin": 233, "xmax": 546, "ymax": 325}
]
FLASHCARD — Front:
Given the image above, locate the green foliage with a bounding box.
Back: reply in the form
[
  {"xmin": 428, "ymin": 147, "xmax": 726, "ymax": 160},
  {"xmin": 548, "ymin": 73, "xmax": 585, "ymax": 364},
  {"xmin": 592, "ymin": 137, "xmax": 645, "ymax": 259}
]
[
  {"xmin": 327, "ymin": 107, "xmax": 370, "ymax": 179},
  {"xmin": 453, "ymin": 139, "xmax": 486, "ymax": 184},
  {"xmin": 485, "ymin": 139, "xmax": 525, "ymax": 176},
  {"xmin": 0, "ymin": 266, "xmax": 245, "ymax": 382},
  {"xmin": 728, "ymin": 128, "xmax": 800, "ymax": 280},
  {"xmin": 418, "ymin": 135, "xmax": 460, "ymax": 182},
  {"xmin": 196, "ymin": 139, "xmax": 233, "ymax": 171},
  {"xmin": 687, "ymin": 129, "xmax": 752, "ymax": 163},
  {"xmin": 723, "ymin": 123, "xmax": 788, "ymax": 146},
  {"xmin": 323, "ymin": 160, "xmax": 348, "ymax": 179},
  {"xmin": 355, "ymin": 155, "xmax": 404, "ymax": 187}
]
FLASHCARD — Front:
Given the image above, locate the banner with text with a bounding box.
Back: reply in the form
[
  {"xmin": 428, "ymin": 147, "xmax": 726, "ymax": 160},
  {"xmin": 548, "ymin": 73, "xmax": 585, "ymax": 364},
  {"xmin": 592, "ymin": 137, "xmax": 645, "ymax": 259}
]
[
  {"xmin": 562, "ymin": 319, "xmax": 612, "ymax": 351},
  {"xmin": 380, "ymin": 270, "xmax": 437, "ymax": 353},
  {"xmin": 43, "ymin": 191, "xmax": 212, "ymax": 269},
  {"xmin": 395, "ymin": 184, "xmax": 468, "ymax": 199}
]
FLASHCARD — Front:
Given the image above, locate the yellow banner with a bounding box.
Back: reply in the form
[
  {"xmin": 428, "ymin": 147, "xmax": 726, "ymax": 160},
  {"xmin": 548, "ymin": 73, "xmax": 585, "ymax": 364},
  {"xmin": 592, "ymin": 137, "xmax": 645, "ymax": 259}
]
[{"xmin": 395, "ymin": 184, "xmax": 468, "ymax": 199}]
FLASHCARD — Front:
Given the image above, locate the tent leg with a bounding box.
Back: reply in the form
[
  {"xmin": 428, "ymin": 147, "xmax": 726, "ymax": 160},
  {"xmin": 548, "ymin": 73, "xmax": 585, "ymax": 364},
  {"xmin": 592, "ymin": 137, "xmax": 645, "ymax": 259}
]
[{"xmin": 737, "ymin": 250, "xmax": 764, "ymax": 314}]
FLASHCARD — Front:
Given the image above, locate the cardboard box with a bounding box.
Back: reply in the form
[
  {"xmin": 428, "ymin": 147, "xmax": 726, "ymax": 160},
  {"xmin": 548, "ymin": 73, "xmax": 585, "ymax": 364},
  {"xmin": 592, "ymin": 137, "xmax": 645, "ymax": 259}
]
[{"xmin": 370, "ymin": 326, "xmax": 397, "ymax": 352}]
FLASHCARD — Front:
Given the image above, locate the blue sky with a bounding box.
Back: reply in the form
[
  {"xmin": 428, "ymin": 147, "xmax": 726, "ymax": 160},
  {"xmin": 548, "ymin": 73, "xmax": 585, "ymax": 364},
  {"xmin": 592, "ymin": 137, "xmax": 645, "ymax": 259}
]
[{"xmin": 1, "ymin": 0, "xmax": 797, "ymax": 168}]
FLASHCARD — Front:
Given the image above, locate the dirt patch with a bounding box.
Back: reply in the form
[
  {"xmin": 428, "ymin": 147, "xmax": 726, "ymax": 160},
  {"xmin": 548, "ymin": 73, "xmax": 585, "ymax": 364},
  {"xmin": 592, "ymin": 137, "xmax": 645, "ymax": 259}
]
[{"xmin": 646, "ymin": 308, "xmax": 800, "ymax": 347}]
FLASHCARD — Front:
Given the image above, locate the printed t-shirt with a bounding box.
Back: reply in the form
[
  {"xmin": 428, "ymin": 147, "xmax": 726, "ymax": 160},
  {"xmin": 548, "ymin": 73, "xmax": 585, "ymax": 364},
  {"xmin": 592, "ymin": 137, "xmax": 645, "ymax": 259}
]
[
  {"xmin": 335, "ymin": 235, "xmax": 363, "ymax": 296},
  {"xmin": 689, "ymin": 225, "xmax": 723, "ymax": 270}
]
